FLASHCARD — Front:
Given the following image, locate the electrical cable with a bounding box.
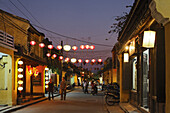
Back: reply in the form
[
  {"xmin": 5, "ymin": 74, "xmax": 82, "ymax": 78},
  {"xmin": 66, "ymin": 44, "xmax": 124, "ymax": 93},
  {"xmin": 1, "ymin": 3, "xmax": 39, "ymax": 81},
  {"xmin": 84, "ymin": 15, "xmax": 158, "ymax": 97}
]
[{"xmin": 32, "ymin": 24, "xmax": 113, "ymax": 47}]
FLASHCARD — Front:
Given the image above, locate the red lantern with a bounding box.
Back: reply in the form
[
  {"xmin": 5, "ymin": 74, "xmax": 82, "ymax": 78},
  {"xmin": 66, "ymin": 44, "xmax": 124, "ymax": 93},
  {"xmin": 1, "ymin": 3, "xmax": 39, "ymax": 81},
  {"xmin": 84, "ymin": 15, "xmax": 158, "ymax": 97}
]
[
  {"xmin": 98, "ymin": 59, "xmax": 102, "ymax": 62},
  {"xmin": 52, "ymin": 54, "xmax": 57, "ymax": 58},
  {"xmin": 30, "ymin": 41, "xmax": 36, "ymax": 45},
  {"xmin": 39, "ymin": 43, "xmax": 45, "ymax": 48},
  {"xmin": 91, "ymin": 59, "xmax": 96, "ymax": 63},
  {"xmin": 48, "ymin": 45, "xmax": 53, "ymax": 49},
  {"xmin": 72, "ymin": 46, "xmax": 78, "ymax": 51},
  {"xmin": 90, "ymin": 45, "xmax": 95, "ymax": 50},
  {"xmin": 85, "ymin": 59, "xmax": 90, "ymax": 63},
  {"xmin": 65, "ymin": 57, "xmax": 70, "ymax": 62},
  {"xmin": 78, "ymin": 59, "xmax": 82, "ymax": 63},
  {"xmin": 80, "ymin": 45, "xmax": 85, "ymax": 50},
  {"xmin": 57, "ymin": 45, "xmax": 62, "ymax": 50},
  {"xmin": 59, "ymin": 56, "xmax": 63, "ymax": 60},
  {"xmin": 46, "ymin": 53, "xmax": 51, "ymax": 57},
  {"xmin": 85, "ymin": 45, "xmax": 90, "ymax": 49}
]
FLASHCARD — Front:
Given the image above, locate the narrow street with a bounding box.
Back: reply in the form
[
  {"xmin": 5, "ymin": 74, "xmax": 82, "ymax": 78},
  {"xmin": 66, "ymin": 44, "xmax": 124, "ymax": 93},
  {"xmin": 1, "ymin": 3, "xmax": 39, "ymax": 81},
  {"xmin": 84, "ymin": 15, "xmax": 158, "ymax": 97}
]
[{"xmin": 11, "ymin": 87, "xmax": 124, "ymax": 113}]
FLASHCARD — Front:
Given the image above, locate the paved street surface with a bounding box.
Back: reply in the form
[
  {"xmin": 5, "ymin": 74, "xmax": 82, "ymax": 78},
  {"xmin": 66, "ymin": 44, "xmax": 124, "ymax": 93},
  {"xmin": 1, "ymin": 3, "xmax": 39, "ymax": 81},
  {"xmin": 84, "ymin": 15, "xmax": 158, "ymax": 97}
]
[{"xmin": 12, "ymin": 87, "xmax": 124, "ymax": 113}]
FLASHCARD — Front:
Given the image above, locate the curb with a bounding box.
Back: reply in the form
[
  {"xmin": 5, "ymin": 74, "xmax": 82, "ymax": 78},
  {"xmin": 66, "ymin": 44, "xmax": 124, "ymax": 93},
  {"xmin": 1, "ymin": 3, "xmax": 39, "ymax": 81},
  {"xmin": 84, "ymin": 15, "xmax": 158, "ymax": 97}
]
[
  {"xmin": 1, "ymin": 98, "xmax": 48, "ymax": 113},
  {"xmin": 1, "ymin": 89, "xmax": 74, "ymax": 113},
  {"xmin": 119, "ymin": 104, "xmax": 129, "ymax": 113}
]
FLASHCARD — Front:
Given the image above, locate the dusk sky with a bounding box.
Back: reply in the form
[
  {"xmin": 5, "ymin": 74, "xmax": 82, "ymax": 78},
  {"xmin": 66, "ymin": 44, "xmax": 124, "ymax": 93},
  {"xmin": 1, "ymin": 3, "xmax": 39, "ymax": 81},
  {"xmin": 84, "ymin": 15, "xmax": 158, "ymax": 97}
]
[{"xmin": 0, "ymin": 0, "xmax": 134, "ymax": 65}]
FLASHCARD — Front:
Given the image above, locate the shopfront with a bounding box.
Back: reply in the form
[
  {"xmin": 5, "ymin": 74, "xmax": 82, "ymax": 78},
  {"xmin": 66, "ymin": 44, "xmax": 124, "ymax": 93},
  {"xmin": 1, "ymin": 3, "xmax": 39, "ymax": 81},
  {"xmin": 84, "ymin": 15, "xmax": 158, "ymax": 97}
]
[{"xmin": 16, "ymin": 58, "xmax": 46, "ymax": 104}]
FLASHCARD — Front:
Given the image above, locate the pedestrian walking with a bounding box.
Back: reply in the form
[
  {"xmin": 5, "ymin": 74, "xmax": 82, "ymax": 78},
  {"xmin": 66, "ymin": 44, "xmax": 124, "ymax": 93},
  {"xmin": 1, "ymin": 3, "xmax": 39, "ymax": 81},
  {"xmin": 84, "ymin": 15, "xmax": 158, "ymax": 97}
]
[
  {"xmin": 84, "ymin": 80, "xmax": 89, "ymax": 94},
  {"xmin": 48, "ymin": 79, "xmax": 54, "ymax": 100},
  {"xmin": 60, "ymin": 77, "xmax": 67, "ymax": 100},
  {"xmin": 82, "ymin": 80, "xmax": 85, "ymax": 92}
]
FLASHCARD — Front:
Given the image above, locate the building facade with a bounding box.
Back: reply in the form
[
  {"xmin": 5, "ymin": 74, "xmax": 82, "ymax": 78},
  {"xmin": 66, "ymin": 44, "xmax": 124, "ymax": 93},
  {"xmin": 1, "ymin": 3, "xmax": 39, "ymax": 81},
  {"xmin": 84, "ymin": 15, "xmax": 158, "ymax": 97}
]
[{"xmin": 112, "ymin": 0, "xmax": 170, "ymax": 112}]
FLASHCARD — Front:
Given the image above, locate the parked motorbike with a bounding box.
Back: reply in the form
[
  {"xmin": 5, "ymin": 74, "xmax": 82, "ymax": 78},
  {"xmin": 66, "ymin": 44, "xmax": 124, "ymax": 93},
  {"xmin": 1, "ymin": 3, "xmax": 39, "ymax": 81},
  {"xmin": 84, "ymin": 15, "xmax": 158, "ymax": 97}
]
[{"xmin": 104, "ymin": 83, "xmax": 120, "ymax": 106}]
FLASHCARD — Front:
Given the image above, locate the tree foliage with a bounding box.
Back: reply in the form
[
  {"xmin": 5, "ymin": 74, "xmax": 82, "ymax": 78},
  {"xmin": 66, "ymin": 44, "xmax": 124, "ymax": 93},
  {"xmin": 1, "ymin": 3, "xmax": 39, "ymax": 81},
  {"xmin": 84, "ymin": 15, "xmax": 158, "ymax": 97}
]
[{"xmin": 108, "ymin": 6, "xmax": 132, "ymax": 34}]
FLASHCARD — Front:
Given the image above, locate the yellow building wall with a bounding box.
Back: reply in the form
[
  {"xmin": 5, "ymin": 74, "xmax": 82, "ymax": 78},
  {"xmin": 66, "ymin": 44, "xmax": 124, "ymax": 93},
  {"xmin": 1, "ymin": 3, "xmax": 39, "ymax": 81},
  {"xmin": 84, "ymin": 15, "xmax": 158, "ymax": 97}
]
[
  {"xmin": 57, "ymin": 74, "xmax": 59, "ymax": 87},
  {"xmin": 112, "ymin": 69, "xmax": 117, "ymax": 83},
  {"xmin": 62, "ymin": 71, "xmax": 66, "ymax": 78},
  {"xmin": 155, "ymin": 0, "xmax": 170, "ymax": 19},
  {"xmin": 74, "ymin": 74, "xmax": 78, "ymax": 85},
  {"xmin": 0, "ymin": 46, "xmax": 15, "ymax": 105}
]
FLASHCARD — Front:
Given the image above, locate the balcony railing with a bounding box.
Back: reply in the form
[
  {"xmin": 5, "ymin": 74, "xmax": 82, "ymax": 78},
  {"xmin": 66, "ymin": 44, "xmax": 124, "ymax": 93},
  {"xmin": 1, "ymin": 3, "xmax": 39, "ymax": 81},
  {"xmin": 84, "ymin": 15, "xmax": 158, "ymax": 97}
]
[{"xmin": 0, "ymin": 30, "xmax": 14, "ymax": 48}]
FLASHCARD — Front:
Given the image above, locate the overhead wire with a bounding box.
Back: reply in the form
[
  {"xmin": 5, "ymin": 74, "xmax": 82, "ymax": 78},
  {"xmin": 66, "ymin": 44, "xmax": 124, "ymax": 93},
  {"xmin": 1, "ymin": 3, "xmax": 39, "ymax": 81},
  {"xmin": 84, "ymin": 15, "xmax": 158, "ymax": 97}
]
[
  {"xmin": 32, "ymin": 24, "xmax": 113, "ymax": 47},
  {"xmin": 9, "ymin": 0, "xmax": 113, "ymax": 47}
]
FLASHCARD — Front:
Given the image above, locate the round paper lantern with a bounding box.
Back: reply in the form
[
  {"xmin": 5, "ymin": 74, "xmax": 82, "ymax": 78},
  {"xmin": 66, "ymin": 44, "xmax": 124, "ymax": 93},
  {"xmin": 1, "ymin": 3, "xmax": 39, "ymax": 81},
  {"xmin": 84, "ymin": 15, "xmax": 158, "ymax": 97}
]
[
  {"xmin": 90, "ymin": 45, "xmax": 95, "ymax": 50},
  {"xmin": 85, "ymin": 59, "xmax": 90, "ymax": 63},
  {"xmin": 78, "ymin": 59, "xmax": 82, "ymax": 63},
  {"xmin": 98, "ymin": 59, "xmax": 102, "ymax": 62},
  {"xmin": 48, "ymin": 45, "xmax": 53, "ymax": 49},
  {"xmin": 72, "ymin": 46, "xmax": 78, "ymax": 51},
  {"xmin": 52, "ymin": 54, "xmax": 57, "ymax": 58},
  {"xmin": 18, "ymin": 61, "xmax": 23, "ymax": 65},
  {"xmin": 64, "ymin": 45, "xmax": 71, "ymax": 51},
  {"xmin": 57, "ymin": 45, "xmax": 62, "ymax": 50},
  {"xmin": 80, "ymin": 45, "xmax": 85, "ymax": 50},
  {"xmin": 65, "ymin": 57, "xmax": 70, "ymax": 62},
  {"xmin": 46, "ymin": 53, "xmax": 51, "ymax": 57},
  {"xmin": 39, "ymin": 43, "xmax": 45, "ymax": 48},
  {"xmin": 59, "ymin": 56, "xmax": 63, "ymax": 60},
  {"xmin": 91, "ymin": 59, "xmax": 96, "ymax": 63},
  {"xmin": 30, "ymin": 41, "xmax": 36, "ymax": 45},
  {"xmin": 71, "ymin": 58, "xmax": 77, "ymax": 63},
  {"xmin": 85, "ymin": 45, "xmax": 90, "ymax": 49}
]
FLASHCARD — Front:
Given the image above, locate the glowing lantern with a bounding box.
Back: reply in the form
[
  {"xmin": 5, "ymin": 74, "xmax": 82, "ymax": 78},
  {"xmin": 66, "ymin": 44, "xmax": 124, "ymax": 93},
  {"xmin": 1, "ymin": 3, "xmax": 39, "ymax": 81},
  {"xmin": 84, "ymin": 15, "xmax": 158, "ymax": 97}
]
[
  {"xmin": 18, "ymin": 68, "xmax": 23, "ymax": 72},
  {"xmin": 78, "ymin": 59, "xmax": 82, "ymax": 63},
  {"xmin": 90, "ymin": 45, "xmax": 95, "ymax": 50},
  {"xmin": 18, "ymin": 87, "xmax": 23, "ymax": 91},
  {"xmin": 65, "ymin": 57, "xmax": 70, "ymax": 62},
  {"xmin": 39, "ymin": 43, "xmax": 45, "ymax": 48},
  {"xmin": 72, "ymin": 46, "xmax": 78, "ymax": 51},
  {"xmin": 59, "ymin": 56, "xmax": 63, "ymax": 60},
  {"xmin": 45, "ymin": 68, "xmax": 49, "ymax": 71},
  {"xmin": 85, "ymin": 59, "xmax": 90, "ymax": 63},
  {"xmin": 64, "ymin": 45, "xmax": 71, "ymax": 51},
  {"xmin": 48, "ymin": 45, "xmax": 53, "ymax": 49},
  {"xmin": 91, "ymin": 59, "xmax": 96, "ymax": 63},
  {"xmin": 57, "ymin": 45, "xmax": 62, "ymax": 50},
  {"xmin": 45, "ymin": 77, "xmax": 49, "ymax": 80},
  {"xmin": 142, "ymin": 30, "xmax": 156, "ymax": 48},
  {"xmin": 30, "ymin": 41, "xmax": 36, "ymax": 45},
  {"xmin": 80, "ymin": 45, "xmax": 85, "ymax": 50},
  {"xmin": 98, "ymin": 59, "xmax": 102, "ymax": 62},
  {"xmin": 45, "ymin": 73, "xmax": 49, "ymax": 76},
  {"xmin": 52, "ymin": 54, "xmax": 57, "ymax": 58},
  {"xmin": 29, "ymin": 69, "xmax": 33, "ymax": 75},
  {"xmin": 45, "ymin": 81, "xmax": 49, "ymax": 84},
  {"xmin": 46, "ymin": 53, "xmax": 51, "ymax": 57},
  {"xmin": 34, "ymin": 69, "xmax": 39, "ymax": 77},
  {"xmin": 18, "ymin": 80, "xmax": 23, "ymax": 84},
  {"xmin": 18, "ymin": 61, "xmax": 23, "ymax": 65},
  {"xmin": 71, "ymin": 58, "xmax": 77, "ymax": 63},
  {"xmin": 85, "ymin": 45, "xmax": 90, "ymax": 49},
  {"xmin": 18, "ymin": 74, "xmax": 23, "ymax": 78},
  {"xmin": 125, "ymin": 46, "xmax": 129, "ymax": 51},
  {"xmin": 45, "ymin": 85, "xmax": 49, "ymax": 88},
  {"xmin": 124, "ymin": 53, "xmax": 129, "ymax": 62}
]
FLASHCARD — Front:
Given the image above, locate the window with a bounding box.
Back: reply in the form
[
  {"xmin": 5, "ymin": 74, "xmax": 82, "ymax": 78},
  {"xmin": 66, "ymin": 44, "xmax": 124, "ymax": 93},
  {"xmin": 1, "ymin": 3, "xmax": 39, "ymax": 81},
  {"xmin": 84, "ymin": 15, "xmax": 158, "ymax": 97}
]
[{"xmin": 132, "ymin": 57, "xmax": 137, "ymax": 90}]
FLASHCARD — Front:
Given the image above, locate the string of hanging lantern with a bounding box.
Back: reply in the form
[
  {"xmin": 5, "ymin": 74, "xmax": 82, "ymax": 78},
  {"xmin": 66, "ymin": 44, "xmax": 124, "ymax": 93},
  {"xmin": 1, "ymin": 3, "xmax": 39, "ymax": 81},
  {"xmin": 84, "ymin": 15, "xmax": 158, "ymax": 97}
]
[{"xmin": 30, "ymin": 41, "xmax": 95, "ymax": 51}]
